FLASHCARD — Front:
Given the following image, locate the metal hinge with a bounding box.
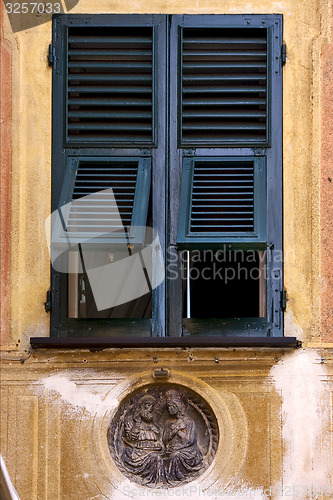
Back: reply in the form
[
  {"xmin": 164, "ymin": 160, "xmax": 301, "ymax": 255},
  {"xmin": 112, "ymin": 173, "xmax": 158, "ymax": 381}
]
[
  {"xmin": 281, "ymin": 44, "xmax": 287, "ymax": 65},
  {"xmin": 44, "ymin": 291, "xmax": 52, "ymax": 312},
  {"xmin": 281, "ymin": 289, "xmax": 287, "ymax": 311},
  {"xmin": 254, "ymin": 148, "xmax": 265, "ymax": 156},
  {"xmin": 184, "ymin": 148, "xmax": 195, "ymax": 157},
  {"xmin": 48, "ymin": 44, "xmax": 55, "ymax": 66}
]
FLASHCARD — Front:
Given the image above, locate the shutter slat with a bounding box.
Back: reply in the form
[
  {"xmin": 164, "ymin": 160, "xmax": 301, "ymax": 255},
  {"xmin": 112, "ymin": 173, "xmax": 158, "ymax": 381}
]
[
  {"xmin": 68, "ymin": 61, "xmax": 152, "ymax": 69},
  {"xmin": 191, "ymin": 217, "xmax": 254, "ymax": 221},
  {"xmin": 68, "ymin": 49, "xmax": 152, "ymax": 56},
  {"xmin": 68, "ymin": 123, "xmax": 152, "ymax": 131},
  {"xmin": 65, "ymin": 135, "xmax": 151, "ymax": 142},
  {"xmin": 192, "ymin": 204, "xmax": 254, "ymax": 208},
  {"xmin": 192, "ymin": 196, "xmax": 253, "ymax": 201},
  {"xmin": 68, "ymin": 111, "xmax": 152, "ymax": 119},
  {"xmin": 183, "ymin": 123, "xmax": 266, "ymax": 130},
  {"xmin": 193, "ymin": 192, "xmax": 253, "ymax": 196},
  {"xmin": 68, "ymin": 86, "xmax": 152, "ymax": 93},
  {"xmin": 183, "ymin": 74, "xmax": 267, "ymax": 81},
  {"xmin": 190, "ymin": 224, "xmax": 253, "ymax": 228},
  {"xmin": 184, "ymin": 134, "xmax": 265, "ymax": 142},
  {"xmin": 70, "ymin": 203, "xmax": 134, "ymax": 207},
  {"xmin": 192, "ymin": 211, "xmax": 252, "ymax": 214},
  {"xmin": 73, "ymin": 191, "xmax": 135, "ymax": 194},
  {"xmin": 183, "ymin": 111, "xmax": 266, "ymax": 118},
  {"xmin": 194, "ymin": 166, "xmax": 252, "ymax": 171},
  {"xmin": 182, "ymin": 86, "xmax": 266, "ymax": 93},
  {"xmin": 184, "ymin": 98, "xmax": 266, "ymax": 105},
  {"xmin": 68, "ymin": 212, "xmax": 133, "ymax": 216},
  {"xmin": 184, "ymin": 51, "xmax": 266, "ymax": 57},
  {"xmin": 68, "ymin": 74, "xmax": 152, "ymax": 82},
  {"xmin": 183, "ymin": 63, "xmax": 266, "ymax": 69},
  {"xmin": 193, "ymin": 182, "xmax": 253, "ymax": 188},
  {"xmin": 68, "ymin": 36, "xmax": 152, "ymax": 43},
  {"xmin": 67, "ymin": 26, "xmax": 154, "ymax": 145},
  {"xmin": 183, "ymin": 37, "xmax": 266, "ymax": 44},
  {"xmin": 192, "ymin": 172, "xmax": 254, "ymax": 176},
  {"xmin": 75, "ymin": 180, "xmax": 136, "ymax": 184},
  {"xmin": 76, "ymin": 168, "xmax": 135, "ymax": 175},
  {"xmin": 68, "ymin": 98, "xmax": 152, "ymax": 106},
  {"xmin": 181, "ymin": 27, "xmax": 268, "ymax": 145}
]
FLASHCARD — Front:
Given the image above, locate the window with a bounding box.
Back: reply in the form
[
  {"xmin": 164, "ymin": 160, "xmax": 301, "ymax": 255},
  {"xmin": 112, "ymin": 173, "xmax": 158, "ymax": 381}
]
[{"xmin": 50, "ymin": 14, "xmax": 283, "ymax": 338}]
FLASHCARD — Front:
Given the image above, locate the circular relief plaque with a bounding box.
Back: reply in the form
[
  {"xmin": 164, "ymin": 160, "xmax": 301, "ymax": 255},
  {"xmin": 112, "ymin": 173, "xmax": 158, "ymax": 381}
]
[{"xmin": 108, "ymin": 384, "xmax": 219, "ymax": 488}]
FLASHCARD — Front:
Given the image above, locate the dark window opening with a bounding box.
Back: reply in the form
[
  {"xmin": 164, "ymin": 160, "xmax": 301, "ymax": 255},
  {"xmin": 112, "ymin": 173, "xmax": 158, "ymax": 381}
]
[{"xmin": 182, "ymin": 250, "xmax": 266, "ymax": 319}]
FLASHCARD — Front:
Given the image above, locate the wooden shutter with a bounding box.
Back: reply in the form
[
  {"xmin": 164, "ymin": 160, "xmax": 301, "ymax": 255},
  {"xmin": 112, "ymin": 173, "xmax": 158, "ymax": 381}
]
[
  {"xmin": 177, "ymin": 157, "xmax": 266, "ymax": 247},
  {"xmin": 180, "ymin": 26, "xmax": 269, "ymax": 146},
  {"xmin": 66, "ymin": 25, "xmax": 155, "ymax": 146},
  {"xmin": 54, "ymin": 157, "xmax": 151, "ymax": 245},
  {"xmin": 171, "ymin": 14, "xmax": 283, "ymax": 337},
  {"xmin": 51, "ymin": 15, "xmax": 167, "ymax": 337}
]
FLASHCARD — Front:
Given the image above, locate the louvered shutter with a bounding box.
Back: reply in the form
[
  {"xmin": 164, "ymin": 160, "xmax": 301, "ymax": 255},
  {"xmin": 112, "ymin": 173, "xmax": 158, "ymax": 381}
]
[
  {"xmin": 53, "ymin": 157, "xmax": 151, "ymax": 246},
  {"xmin": 177, "ymin": 157, "xmax": 266, "ymax": 247},
  {"xmin": 180, "ymin": 26, "xmax": 269, "ymax": 146},
  {"xmin": 66, "ymin": 25, "xmax": 155, "ymax": 146},
  {"xmin": 51, "ymin": 15, "xmax": 167, "ymax": 337}
]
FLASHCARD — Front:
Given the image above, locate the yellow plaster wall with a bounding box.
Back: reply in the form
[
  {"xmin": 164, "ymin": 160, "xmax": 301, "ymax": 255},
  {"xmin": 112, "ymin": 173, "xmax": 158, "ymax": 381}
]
[
  {"xmin": 1, "ymin": 347, "xmax": 332, "ymax": 499},
  {"xmin": 2, "ymin": 0, "xmax": 332, "ymax": 350}
]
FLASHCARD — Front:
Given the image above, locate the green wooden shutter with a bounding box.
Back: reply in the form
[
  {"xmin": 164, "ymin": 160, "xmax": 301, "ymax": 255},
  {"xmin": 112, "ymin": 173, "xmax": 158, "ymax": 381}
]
[
  {"xmin": 53, "ymin": 157, "xmax": 151, "ymax": 246},
  {"xmin": 171, "ymin": 14, "xmax": 283, "ymax": 337},
  {"xmin": 51, "ymin": 14, "xmax": 167, "ymax": 337},
  {"xmin": 177, "ymin": 157, "xmax": 266, "ymax": 248},
  {"xmin": 180, "ymin": 26, "xmax": 269, "ymax": 146}
]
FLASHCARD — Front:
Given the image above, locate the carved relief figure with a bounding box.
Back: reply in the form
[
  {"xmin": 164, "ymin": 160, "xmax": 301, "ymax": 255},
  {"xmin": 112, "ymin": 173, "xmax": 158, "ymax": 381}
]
[
  {"xmin": 122, "ymin": 394, "xmax": 164, "ymax": 485},
  {"xmin": 163, "ymin": 390, "xmax": 204, "ymax": 483},
  {"xmin": 108, "ymin": 385, "xmax": 218, "ymax": 488}
]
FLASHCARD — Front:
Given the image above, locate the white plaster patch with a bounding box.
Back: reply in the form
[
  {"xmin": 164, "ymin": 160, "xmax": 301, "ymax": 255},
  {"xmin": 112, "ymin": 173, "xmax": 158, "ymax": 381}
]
[
  {"xmin": 270, "ymin": 349, "xmax": 331, "ymax": 498},
  {"xmin": 39, "ymin": 373, "xmax": 118, "ymax": 417}
]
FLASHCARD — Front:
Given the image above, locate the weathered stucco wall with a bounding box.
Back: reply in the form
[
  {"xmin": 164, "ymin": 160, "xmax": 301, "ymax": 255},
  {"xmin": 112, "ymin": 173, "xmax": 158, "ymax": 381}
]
[
  {"xmin": 1, "ymin": 348, "xmax": 333, "ymax": 500},
  {"xmin": 321, "ymin": 1, "xmax": 333, "ymax": 343}
]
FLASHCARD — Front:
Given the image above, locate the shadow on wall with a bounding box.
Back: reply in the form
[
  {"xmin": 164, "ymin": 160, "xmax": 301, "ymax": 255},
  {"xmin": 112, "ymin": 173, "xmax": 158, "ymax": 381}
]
[{"xmin": 0, "ymin": 455, "xmax": 20, "ymax": 500}]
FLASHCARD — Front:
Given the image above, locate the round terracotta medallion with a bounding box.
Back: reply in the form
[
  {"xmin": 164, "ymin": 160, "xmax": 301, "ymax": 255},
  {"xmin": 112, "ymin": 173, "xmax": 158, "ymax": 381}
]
[{"xmin": 108, "ymin": 384, "xmax": 219, "ymax": 488}]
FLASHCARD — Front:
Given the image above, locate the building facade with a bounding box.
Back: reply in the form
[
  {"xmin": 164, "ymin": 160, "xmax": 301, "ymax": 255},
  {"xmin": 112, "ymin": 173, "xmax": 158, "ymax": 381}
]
[{"xmin": 1, "ymin": 0, "xmax": 333, "ymax": 498}]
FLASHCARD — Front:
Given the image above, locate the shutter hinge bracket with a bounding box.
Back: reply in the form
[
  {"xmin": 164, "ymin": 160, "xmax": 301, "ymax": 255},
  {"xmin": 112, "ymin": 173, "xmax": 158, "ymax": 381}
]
[
  {"xmin": 281, "ymin": 44, "xmax": 287, "ymax": 65},
  {"xmin": 44, "ymin": 291, "xmax": 52, "ymax": 312},
  {"xmin": 184, "ymin": 148, "xmax": 195, "ymax": 157},
  {"xmin": 48, "ymin": 44, "xmax": 55, "ymax": 66},
  {"xmin": 281, "ymin": 289, "xmax": 287, "ymax": 311},
  {"xmin": 254, "ymin": 148, "xmax": 265, "ymax": 156}
]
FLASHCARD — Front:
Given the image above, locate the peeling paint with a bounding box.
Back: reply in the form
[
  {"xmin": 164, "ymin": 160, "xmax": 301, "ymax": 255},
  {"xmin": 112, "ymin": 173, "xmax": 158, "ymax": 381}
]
[
  {"xmin": 284, "ymin": 309, "xmax": 305, "ymax": 341},
  {"xmin": 39, "ymin": 373, "xmax": 119, "ymax": 417},
  {"xmin": 270, "ymin": 349, "xmax": 331, "ymax": 497}
]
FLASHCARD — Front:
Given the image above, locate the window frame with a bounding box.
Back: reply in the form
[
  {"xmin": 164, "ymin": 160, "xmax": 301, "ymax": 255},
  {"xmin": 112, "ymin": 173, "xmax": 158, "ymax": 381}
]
[{"xmin": 50, "ymin": 13, "xmax": 284, "ymax": 339}]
